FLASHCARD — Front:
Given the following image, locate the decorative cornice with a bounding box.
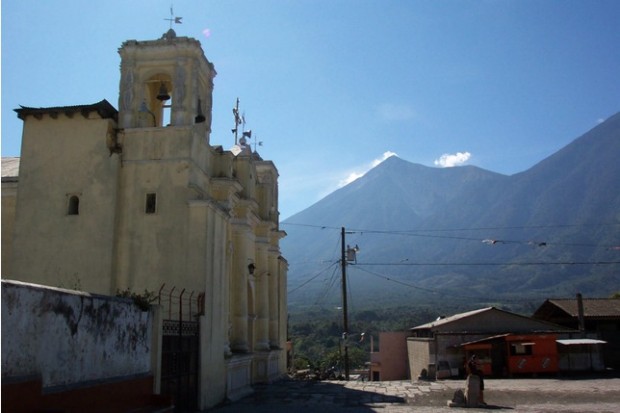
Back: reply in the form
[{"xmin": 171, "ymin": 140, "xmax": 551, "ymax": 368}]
[{"xmin": 15, "ymin": 100, "xmax": 118, "ymax": 122}]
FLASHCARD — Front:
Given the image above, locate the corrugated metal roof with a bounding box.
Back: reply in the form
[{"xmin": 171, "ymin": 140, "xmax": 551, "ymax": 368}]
[
  {"xmin": 546, "ymin": 298, "xmax": 620, "ymax": 318},
  {"xmin": 411, "ymin": 307, "xmax": 493, "ymax": 330},
  {"xmin": 1, "ymin": 157, "xmax": 20, "ymax": 181},
  {"xmin": 411, "ymin": 306, "xmax": 572, "ymax": 334},
  {"xmin": 556, "ymin": 339, "xmax": 607, "ymax": 345}
]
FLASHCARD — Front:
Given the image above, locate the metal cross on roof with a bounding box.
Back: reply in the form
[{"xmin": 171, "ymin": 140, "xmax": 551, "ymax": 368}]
[
  {"xmin": 164, "ymin": 5, "xmax": 183, "ymax": 29},
  {"xmin": 232, "ymin": 98, "xmax": 242, "ymax": 145}
]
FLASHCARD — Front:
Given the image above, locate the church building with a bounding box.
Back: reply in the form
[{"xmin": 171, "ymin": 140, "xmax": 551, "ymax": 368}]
[{"xmin": 2, "ymin": 29, "xmax": 288, "ymax": 410}]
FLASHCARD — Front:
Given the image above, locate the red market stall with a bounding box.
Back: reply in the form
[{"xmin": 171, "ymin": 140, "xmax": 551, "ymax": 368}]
[{"xmin": 462, "ymin": 334, "xmax": 559, "ymax": 377}]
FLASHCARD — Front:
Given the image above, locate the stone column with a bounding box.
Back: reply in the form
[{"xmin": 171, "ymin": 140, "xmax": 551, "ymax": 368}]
[
  {"xmin": 219, "ymin": 217, "xmax": 232, "ymax": 357},
  {"xmin": 118, "ymin": 61, "xmax": 135, "ymax": 129},
  {"xmin": 254, "ymin": 239, "xmax": 270, "ymax": 351},
  {"xmin": 268, "ymin": 248, "xmax": 280, "ymax": 348},
  {"xmin": 230, "ymin": 223, "xmax": 250, "ymax": 353},
  {"xmin": 278, "ymin": 257, "xmax": 289, "ymax": 374},
  {"xmin": 203, "ymin": 204, "xmax": 230, "ymax": 357},
  {"xmin": 172, "ymin": 61, "xmax": 188, "ymax": 126},
  {"xmin": 198, "ymin": 205, "xmax": 229, "ymax": 408}
]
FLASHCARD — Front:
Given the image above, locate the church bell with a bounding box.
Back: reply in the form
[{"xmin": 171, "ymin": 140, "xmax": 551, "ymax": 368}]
[
  {"xmin": 195, "ymin": 98, "xmax": 206, "ymax": 123},
  {"xmin": 156, "ymin": 82, "xmax": 170, "ymax": 101}
]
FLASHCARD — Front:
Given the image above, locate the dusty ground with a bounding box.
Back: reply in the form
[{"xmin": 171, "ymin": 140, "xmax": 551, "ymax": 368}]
[
  {"xmin": 413, "ymin": 378, "xmax": 620, "ymax": 412},
  {"xmin": 206, "ymin": 377, "xmax": 620, "ymax": 412}
]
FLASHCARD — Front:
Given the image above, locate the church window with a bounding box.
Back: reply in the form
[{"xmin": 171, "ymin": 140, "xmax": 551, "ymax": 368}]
[
  {"xmin": 68, "ymin": 195, "xmax": 80, "ymax": 215},
  {"xmin": 145, "ymin": 193, "xmax": 157, "ymax": 214},
  {"xmin": 162, "ymin": 95, "xmax": 173, "ymax": 126}
]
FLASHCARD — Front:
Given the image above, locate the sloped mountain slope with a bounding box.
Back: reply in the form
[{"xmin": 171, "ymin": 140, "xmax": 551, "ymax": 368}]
[{"xmin": 282, "ymin": 113, "xmax": 620, "ymax": 309}]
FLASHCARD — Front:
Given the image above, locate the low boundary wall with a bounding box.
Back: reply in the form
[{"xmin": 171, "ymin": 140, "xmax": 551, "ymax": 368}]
[{"xmin": 1, "ymin": 279, "xmax": 168, "ymax": 412}]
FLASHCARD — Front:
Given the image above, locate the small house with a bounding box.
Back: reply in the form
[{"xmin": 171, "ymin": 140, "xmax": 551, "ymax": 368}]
[
  {"xmin": 407, "ymin": 307, "xmax": 585, "ymax": 380},
  {"xmin": 533, "ymin": 296, "xmax": 619, "ymax": 370},
  {"xmin": 460, "ymin": 333, "xmax": 559, "ymax": 376},
  {"xmin": 368, "ymin": 331, "xmax": 410, "ymax": 381}
]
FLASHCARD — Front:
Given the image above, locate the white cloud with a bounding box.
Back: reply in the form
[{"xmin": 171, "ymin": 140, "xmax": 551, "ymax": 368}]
[
  {"xmin": 377, "ymin": 103, "xmax": 416, "ymax": 121},
  {"xmin": 371, "ymin": 151, "xmax": 398, "ymax": 167},
  {"xmin": 279, "ymin": 152, "xmax": 400, "ymax": 217},
  {"xmin": 339, "ymin": 171, "xmax": 365, "ymax": 186},
  {"xmin": 434, "ymin": 151, "xmax": 472, "ymax": 168},
  {"xmin": 339, "ymin": 151, "xmax": 398, "ymax": 186}
]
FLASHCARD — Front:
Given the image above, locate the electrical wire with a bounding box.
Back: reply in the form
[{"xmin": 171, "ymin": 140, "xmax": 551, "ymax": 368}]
[
  {"xmin": 282, "ymin": 221, "xmax": 620, "ymax": 232},
  {"xmin": 284, "ymin": 221, "xmax": 619, "ymax": 304},
  {"xmin": 288, "ymin": 261, "xmax": 339, "ymax": 295},
  {"xmin": 281, "ymin": 222, "xmax": 620, "ymax": 249},
  {"xmin": 356, "ymin": 261, "xmax": 620, "ymax": 267},
  {"xmin": 314, "ymin": 263, "xmax": 341, "ymax": 306},
  {"xmin": 351, "ymin": 265, "xmax": 550, "ymax": 304}
]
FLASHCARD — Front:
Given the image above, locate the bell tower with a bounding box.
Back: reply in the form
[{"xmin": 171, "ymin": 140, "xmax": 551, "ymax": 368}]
[{"xmin": 118, "ymin": 29, "xmax": 216, "ymax": 130}]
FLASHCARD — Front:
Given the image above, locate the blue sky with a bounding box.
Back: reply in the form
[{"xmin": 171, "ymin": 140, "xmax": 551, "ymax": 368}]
[{"xmin": 2, "ymin": 0, "xmax": 619, "ymax": 219}]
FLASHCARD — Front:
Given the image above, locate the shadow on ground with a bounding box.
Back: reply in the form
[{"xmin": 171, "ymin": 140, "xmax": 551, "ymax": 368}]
[
  {"xmin": 251, "ymin": 380, "xmax": 406, "ymax": 408},
  {"xmin": 209, "ymin": 379, "xmax": 407, "ymax": 412}
]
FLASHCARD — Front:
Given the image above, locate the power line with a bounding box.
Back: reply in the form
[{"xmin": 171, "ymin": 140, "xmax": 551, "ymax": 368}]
[
  {"xmin": 282, "ymin": 222, "xmax": 340, "ymax": 230},
  {"xmin": 350, "ymin": 223, "xmax": 620, "ymax": 233},
  {"xmin": 346, "ymin": 229, "xmax": 617, "ymax": 249},
  {"xmin": 288, "ymin": 260, "xmax": 618, "ymax": 296},
  {"xmin": 356, "ymin": 261, "xmax": 620, "ymax": 267},
  {"xmin": 351, "ymin": 265, "xmax": 550, "ymax": 303},
  {"xmin": 314, "ymin": 264, "xmax": 341, "ymax": 306},
  {"xmin": 282, "ymin": 221, "xmax": 619, "ymax": 232},
  {"xmin": 282, "ymin": 222, "xmax": 620, "ymax": 249},
  {"xmin": 353, "ymin": 265, "xmax": 461, "ymax": 297},
  {"xmin": 288, "ymin": 261, "xmax": 339, "ymax": 295}
]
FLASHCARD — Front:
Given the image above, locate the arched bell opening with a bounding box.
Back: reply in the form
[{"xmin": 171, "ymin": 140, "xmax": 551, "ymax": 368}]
[{"xmin": 142, "ymin": 74, "xmax": 173, "ymax": 127}]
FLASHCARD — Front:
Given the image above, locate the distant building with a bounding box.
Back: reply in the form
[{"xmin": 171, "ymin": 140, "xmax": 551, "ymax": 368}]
[
  {"xmin": 368, "ymin": 331, "xmax": 410, "ymax": 381},
  {"xmin": 533, "ymin": 296, "xmax": 620, "ymax": 370},
  {"xmin": 406, "ymin": 307, "xmax": 603, "ymax": 381},
  {"xmin": 460, "ymin": 333, "xmax": 561, "ymax": 376},
  {"xmin": 1, "ymin": 30, "xmax": 287, "ymax": 410}
]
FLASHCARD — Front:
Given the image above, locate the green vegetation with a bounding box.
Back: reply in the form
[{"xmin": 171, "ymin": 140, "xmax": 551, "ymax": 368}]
[
  {"xmin": 289, "ymin": 304, "xmax": 457, "ymax": 372},
  {"xmin": 116, "ymin": 288, "xmax": 157, "ymax": 311},
  {"xmin": 288, "ymin": 299, "xmax": 544, "ymax": 373}
]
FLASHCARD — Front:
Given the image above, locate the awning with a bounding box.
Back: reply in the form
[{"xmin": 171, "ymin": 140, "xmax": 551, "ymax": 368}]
[{"xmin": 556, "ymin": 339, "xmax": 607, "ymax": 345}]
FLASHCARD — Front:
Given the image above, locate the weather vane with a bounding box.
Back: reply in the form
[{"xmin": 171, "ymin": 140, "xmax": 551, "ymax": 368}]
[
  {"xmin": 232, "ymin": 98, "xmax": 242, "ymax": 145},
  {"xmin": 164, "ymin": 3, "xmax": 183, "ymax": 29},
  {"xmin": 231, "ymin": 98, "xmax": 259, "ymax": 149}
]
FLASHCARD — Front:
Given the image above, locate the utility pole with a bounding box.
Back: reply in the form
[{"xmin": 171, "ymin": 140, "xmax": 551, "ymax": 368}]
[{"xmin": 341, "ymin": 227, "xmax": 350, "ymax": 380}]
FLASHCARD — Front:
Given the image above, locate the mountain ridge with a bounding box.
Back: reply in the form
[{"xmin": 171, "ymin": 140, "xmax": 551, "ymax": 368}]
[{"xmin": 282, "ymin": 113, "xmax": 620, "ymax": 311}]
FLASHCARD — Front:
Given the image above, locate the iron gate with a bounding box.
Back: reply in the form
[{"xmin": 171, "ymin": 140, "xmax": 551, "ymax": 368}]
[
  {"xmin": 161, "ymin": 319, "xmax": 199, "ymax": 411},
  {"xmin": 159, "ymin": 286, "xmax": 204, "ymax": 412}
]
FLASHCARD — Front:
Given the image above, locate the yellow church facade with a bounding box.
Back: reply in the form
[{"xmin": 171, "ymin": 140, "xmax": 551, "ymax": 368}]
[{"xmin": 2, "ymin": 30, "xmax": 287, "ymax": 409}]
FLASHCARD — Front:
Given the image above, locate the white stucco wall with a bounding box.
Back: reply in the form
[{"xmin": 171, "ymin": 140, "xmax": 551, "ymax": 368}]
[
  {"xmin": 1, "ymin": 280, "xmax": 152, "ymax": 389},
  {"xmin": 10, "ymin": 114, "xmax": 120, "ymax": 293}
]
